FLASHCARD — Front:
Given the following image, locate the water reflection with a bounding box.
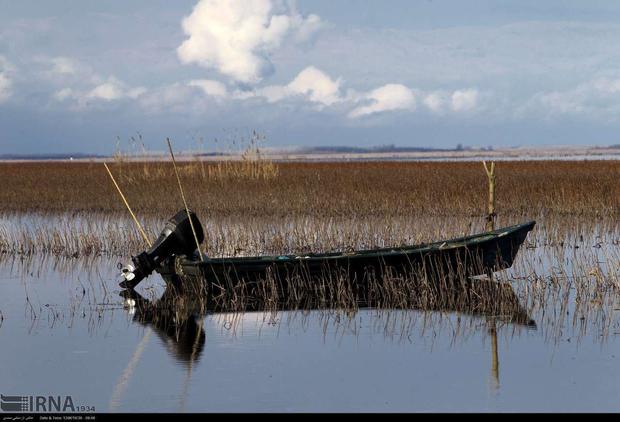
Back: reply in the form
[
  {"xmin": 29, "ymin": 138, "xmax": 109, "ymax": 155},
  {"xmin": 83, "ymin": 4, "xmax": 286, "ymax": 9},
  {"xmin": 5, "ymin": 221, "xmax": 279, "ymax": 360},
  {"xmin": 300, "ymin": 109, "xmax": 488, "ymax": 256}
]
[
  {"xmin": 120, "ymin": 287, "xmax": 206, "ymax": 365},
  {"xmin": 6, "ymin": 254, "xmax": 620, "ymax": 411},
  {"xmin": 116, "ymin": 275, "xmax": 535, "ymax": 373},
  {"xmin": 111, "ymin": 286, "xmax": 206, "ymax": 411}
]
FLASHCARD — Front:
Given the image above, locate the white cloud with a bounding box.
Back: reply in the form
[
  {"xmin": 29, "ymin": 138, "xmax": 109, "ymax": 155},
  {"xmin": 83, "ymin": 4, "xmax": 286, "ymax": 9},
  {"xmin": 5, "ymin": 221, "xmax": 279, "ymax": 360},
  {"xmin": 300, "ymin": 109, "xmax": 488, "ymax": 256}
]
[
  {"xmin": 40, "ymin": 51, "xmax": 480, "ymax": 120},
  {"xmin": 286, "ymin": 66, "xmax": 341, "ymax": 105},
  {"xmin": 251, "ymin": 66, "xmax": 340, "ymax": 104},
  {"xmin": 522, "ymin": 77, "xmax": 620, "ymax": 120},
  {"xmin": 293, "ymin": 13, "xmax": 322, "ymax": 42},
  {"xmin": 423, "ymin": 92, "xmax": 447, "ymax": 113},
  {"xmin": 53, "ymin": 88, "xmax": 75, "ymax": 102},
  {"xmin": 348, "ymin": 84, "xmax": 415, "ymax": 118},
  {"xmin": 49, "ymin": 57, "xmax": 78, "ymax": 75},
  {"xmin": 87, "ymin": 78, "xmax": 146, "ymax": 101},
  {"xmin": 181, "ymin": 65, "xmax": 482, "ymax": 119},
  {"xmin": 238, "ymin": 66, "xmax": 342, "ymax": 106},
  {"xmin": 177, "ymin": 0, "xmax": 322, "ymax": 84},
  {"xmin": 88, "ymin": 80, "xmax": 124, "ymax": 101},
  {"xmin": 256, "ymin": 84, "xmax": 288, "ymax": 103},
  {"xmin": 35, "ymin": 56, "xmax": 98, "ymax": 85},
  {"xmin": 450, "ymin": 89, "xmax": 479, "ymax": 112},
  {"xmin": 188, "ymin": 79, "xmax": 228, "ymax": 98},
  {"xmin": 421, "ymin": 89, "xmax": 481, "ymax": 114},
  {"xmin": 54, "ymin": 77, "xmax": 147, "ymax": 107}
]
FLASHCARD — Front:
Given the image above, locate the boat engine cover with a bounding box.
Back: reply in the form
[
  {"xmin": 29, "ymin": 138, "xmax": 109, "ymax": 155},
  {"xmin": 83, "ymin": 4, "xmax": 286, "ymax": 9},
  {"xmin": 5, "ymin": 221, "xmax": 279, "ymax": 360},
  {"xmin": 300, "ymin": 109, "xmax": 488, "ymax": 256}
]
[{"xmin": 120, "ymin": 209, "xmax": 204, "ymax": 289}]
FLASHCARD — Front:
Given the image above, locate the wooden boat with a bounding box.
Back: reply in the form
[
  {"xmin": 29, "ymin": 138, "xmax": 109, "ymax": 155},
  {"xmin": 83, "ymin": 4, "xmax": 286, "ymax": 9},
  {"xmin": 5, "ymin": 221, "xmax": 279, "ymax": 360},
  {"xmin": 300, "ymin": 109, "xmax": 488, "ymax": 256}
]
[
  {"xmin": 157, "ymin": 220, "xmax": 535, "ymax": 288},
  {"xmin": 119, "ymin": 210, "xmax": 535, "ymax": 292}
]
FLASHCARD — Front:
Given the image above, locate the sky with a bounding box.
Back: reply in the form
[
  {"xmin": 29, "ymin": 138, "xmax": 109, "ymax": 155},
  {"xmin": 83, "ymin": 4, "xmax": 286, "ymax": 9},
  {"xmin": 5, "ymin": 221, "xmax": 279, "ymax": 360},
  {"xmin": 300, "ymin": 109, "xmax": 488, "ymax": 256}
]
[{"xmin": 2, "ymin": 0, "xmax": 620, "ymax": 154}]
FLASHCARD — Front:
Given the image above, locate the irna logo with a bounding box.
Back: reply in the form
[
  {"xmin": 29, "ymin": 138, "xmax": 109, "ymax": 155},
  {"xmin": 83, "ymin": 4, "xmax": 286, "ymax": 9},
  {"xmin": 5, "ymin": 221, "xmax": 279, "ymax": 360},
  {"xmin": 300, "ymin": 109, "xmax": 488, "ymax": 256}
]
[{"xmin": 1, "ymin": 395, "xmax": 76, "ymax": 412}]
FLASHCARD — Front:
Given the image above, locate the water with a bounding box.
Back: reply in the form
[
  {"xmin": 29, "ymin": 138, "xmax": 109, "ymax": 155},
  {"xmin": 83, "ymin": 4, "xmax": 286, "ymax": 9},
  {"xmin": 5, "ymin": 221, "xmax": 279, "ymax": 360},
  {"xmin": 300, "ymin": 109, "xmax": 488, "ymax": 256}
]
[{"xmin": 1, "ymin": 251, "xmax": 619, "ymax": 412}]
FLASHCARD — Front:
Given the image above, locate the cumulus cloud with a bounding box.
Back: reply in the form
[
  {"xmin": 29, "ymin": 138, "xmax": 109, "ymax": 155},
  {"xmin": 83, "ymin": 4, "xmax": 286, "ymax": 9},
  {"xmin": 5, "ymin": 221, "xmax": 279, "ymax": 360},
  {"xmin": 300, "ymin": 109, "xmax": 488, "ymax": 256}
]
[
  {"xmin": 186, "ymin": 66, "xmax": 343, "ymax": 106},
  {"xmin": 54, "ymin": 76, "xmax": 146, "ymax": 107},
  {"xmin": 423, "ymin": 92, "xmax": 447, "ymax": 113},
  {"xmin": 255, "ymin": 66, "xmax": 341, "ymax": 106},
  {"xmin": 183, "ymin": 65, "xmax": 482, "ymax": 119},
  {"xmin": 188, "ymin": 79, "xmax": 228, "ymax": 98},
  {"xmin": 177, "ymin": 0, "xmax": 322, "ymax": 84},
  {"xmin": 450, "ymin": 89, "xmax": 479, "ymax": 112},
  {"xmin": 92, "ymin": 82, "xmax": 145, "ymax": 101},
  {"xmin": 287, "ymin": 66, "xmax": 341, "ymax": 105},
  {"xmin": 41, "ymin": 51, "xmax": 480, "ymax": 120},
  {"xmin": 348, "ymin": 84, "xmax": 415, "ymax": 118},
  {"xmin": 421, "ymin": 89, "xmax": 480, "ymax": 114},
  {"xmin": 88, "ymin": 80, "xmax": 125, "ymax": 101}
]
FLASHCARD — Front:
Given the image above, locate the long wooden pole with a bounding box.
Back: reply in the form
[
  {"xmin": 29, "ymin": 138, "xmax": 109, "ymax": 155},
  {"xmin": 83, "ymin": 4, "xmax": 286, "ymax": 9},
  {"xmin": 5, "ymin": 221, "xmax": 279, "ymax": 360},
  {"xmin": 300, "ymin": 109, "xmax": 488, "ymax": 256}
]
[
  {"xmin": 166, "ymin": 138, "xmax": 205, "ymax": 262},
  {"xmin": 103, "ymin": 162, "xmax": 152, "ymax": 247},
  {"xmin": 482, "ymin": 161, "xmax": 496, "ymax": 232}
]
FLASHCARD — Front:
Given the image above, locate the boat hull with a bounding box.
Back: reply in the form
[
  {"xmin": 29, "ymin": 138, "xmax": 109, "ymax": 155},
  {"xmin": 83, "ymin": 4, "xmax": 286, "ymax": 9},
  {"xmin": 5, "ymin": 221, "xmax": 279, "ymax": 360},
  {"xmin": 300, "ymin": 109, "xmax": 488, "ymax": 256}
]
[{"xmin": 157, "ymin": 221, "xmax": 535, "ymax": 291}]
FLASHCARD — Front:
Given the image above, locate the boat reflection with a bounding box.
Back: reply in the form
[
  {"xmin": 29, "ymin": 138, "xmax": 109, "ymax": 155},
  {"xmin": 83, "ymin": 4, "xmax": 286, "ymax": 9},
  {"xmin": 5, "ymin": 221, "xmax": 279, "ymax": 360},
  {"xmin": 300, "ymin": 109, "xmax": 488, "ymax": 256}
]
[
  {"xmin": 119, "ymin": 274, "xmax": 535, "ymax": 369},
  {"xmin": 113, "ymin": 274, "xmax": 534, "ymax": 408},
  {"xmin": 120, "ymin": 286, "xmax": 206, "ymax": 366}
]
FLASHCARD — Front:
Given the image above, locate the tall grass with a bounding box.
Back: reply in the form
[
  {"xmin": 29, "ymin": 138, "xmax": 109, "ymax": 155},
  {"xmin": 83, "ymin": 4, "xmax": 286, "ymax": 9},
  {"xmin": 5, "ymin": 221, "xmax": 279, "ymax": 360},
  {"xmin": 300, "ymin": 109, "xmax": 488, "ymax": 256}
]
[
  {"xmin": 110, "ymin": 131, "xmax": 278, "ymax": 184},
  {"xmin": 0, "ymin": 161, "xmax": 618, "ymax": 218}
]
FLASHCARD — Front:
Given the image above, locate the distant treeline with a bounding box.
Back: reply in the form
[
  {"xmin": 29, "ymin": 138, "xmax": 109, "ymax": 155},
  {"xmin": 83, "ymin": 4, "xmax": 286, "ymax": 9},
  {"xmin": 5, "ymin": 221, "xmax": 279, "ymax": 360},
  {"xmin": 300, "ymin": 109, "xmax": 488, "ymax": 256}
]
[
  {"xmin": 2, "ymin": 144, "xmax": 497, "ymax": 160},
  {"xmin": 0, "ymin": 153, "xmax": 105, "ymax": 160},
  {"xmin": 297, "ymin": 144, "xmax": 492, "ymax": 154}
]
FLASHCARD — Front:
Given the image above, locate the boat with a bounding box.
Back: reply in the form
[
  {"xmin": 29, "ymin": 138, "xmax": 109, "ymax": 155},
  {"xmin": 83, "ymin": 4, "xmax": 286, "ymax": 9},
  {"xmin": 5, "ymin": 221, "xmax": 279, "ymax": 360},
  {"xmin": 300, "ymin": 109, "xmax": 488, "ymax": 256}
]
[{"xmin": 119, "ymin": 210, "xmax": 536, "ymax": 295}]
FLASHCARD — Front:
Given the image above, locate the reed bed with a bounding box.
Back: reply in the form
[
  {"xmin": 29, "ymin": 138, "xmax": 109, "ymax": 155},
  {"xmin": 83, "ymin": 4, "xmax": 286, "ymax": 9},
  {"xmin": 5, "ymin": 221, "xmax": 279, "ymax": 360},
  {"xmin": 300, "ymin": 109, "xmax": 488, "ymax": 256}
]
[
  {"xmin": 1, "ymin": 160, "xmax": 619, "ymax": 258},
  {"xmin": 1, "ymin": 161, "xmax": 619, "ymax": 218},
  {"xmin": 2, "ymin": 160, "xmax": 620, "ymax": 340}
]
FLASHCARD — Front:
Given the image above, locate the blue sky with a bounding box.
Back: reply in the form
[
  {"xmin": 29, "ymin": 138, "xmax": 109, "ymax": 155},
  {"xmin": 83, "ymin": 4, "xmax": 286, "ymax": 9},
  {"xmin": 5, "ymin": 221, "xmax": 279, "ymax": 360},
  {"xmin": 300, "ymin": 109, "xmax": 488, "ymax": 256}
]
[{"xmin": 2, "ymin": 0, "xmax": 620, "ymax": 154}]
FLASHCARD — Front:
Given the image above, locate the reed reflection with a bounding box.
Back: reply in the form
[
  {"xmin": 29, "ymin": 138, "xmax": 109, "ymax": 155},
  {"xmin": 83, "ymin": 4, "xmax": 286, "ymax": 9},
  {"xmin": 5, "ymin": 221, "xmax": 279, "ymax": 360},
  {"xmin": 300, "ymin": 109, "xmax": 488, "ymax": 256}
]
[{"xmin": 119, "ymin": 274, "xmax": 535, "ymax": 366}]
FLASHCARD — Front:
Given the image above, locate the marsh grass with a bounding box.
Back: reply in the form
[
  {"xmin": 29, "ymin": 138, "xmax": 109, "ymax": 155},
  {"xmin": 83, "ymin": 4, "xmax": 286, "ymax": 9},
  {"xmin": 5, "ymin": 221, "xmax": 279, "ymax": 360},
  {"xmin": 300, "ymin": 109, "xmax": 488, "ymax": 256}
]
[
  {"xmin": 111, "ymin": 131, "xmax": 278, "ymax": 184},
  {"xmin": 2, "ymin": 160, "xmax": 620, "ymax": 339},
  {"xmin": 1, "ymin": 161, "xmax": 619, "ymax": 217},
  {"xmin": 2, "ymin": 160, "xmax": 619, "ymax": 258}
]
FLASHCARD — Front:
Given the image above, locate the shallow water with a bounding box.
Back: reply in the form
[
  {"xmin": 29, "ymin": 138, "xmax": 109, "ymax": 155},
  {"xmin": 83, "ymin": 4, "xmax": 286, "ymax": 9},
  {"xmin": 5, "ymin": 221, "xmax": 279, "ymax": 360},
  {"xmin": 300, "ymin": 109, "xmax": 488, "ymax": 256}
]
[{"xmin": 1, "ymin": 249, "xmax": 619, "ymax": 413}]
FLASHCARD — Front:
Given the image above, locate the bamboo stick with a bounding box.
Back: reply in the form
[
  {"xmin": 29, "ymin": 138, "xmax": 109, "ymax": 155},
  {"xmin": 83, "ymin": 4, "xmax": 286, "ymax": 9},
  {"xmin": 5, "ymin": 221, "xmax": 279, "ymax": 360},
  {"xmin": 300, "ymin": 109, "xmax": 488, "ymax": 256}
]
[
  {"xmin": 166, "ymin": 138, "xmax": 205, "ymax": 262},
  {"xmin": 103, "ymin": 162, "xmax": 152, "ymax": 247}
]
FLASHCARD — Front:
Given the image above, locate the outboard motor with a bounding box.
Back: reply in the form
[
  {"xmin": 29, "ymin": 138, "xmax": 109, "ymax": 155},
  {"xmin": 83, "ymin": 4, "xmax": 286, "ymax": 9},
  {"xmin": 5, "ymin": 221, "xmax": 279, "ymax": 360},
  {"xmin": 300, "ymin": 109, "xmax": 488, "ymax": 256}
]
[{"xmin": 120, "ymin": 209, "xmax": 204, "ymax": 289}]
